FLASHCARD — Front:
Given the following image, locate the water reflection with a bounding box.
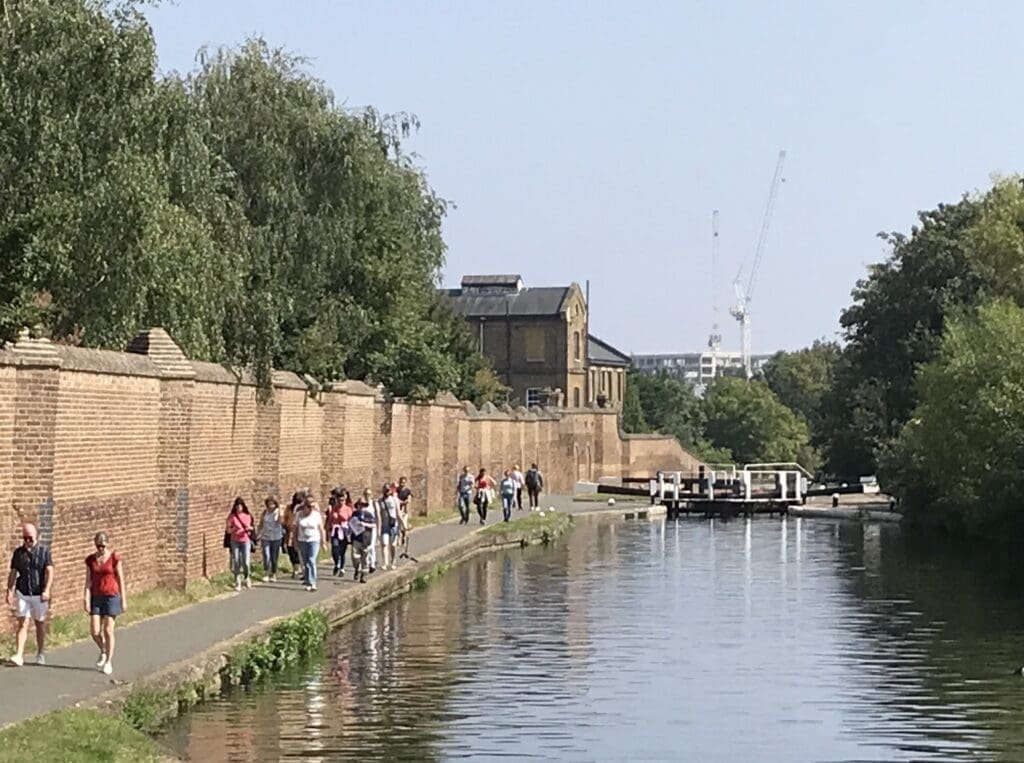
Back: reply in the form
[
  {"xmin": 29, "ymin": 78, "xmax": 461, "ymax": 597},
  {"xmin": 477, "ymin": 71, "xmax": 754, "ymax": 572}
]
[{"xmin": 163, "ymin": 519, "xmax": 1024, "ymax": 762}]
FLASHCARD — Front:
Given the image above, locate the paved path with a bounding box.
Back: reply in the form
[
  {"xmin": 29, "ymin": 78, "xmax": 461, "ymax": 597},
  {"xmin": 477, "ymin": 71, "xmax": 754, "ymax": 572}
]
[{"xmin": 0, "ymin": 495, "xmax": 632, "ymax": 728}]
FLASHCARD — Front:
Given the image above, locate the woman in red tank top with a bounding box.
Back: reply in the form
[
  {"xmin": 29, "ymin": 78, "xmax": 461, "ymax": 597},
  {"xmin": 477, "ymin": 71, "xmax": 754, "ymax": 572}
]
[{"xmin": 83, "ymin": 531, "xmax": 126, "ymax": 676}]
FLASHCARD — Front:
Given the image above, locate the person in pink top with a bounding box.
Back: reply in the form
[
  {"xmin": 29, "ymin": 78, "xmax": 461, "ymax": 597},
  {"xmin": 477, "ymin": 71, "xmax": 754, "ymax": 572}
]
[{"xmin": 225, "ymin": 497, "xmax": 254, "ymax": 591}]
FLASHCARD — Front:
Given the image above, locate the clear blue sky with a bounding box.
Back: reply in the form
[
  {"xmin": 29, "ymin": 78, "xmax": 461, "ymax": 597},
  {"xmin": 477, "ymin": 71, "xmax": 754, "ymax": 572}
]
[{"xmin": 145, "ymin": 0, "xmax": 1023, "ymax": 355}]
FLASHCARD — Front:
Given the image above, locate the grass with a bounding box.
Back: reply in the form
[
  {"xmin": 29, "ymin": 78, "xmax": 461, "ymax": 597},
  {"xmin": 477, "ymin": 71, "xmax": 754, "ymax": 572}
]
[
  {"xmin": 482, "ymin": 511, "xmax": 572, "ymax": 539},
  {"xmin": 0, "ymin": 709, "xmax": 170, "ymax": 763}
]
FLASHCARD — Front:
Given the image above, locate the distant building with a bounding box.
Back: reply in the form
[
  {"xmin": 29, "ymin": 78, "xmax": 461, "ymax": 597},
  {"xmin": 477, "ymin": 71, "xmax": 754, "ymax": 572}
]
[
  {"xmin": 442, "ymin": 274, "xmax": 587, "ymax": 408},
  {"xmin": 631, "ymin": 350, "xmax": 773, "ymax": 388},
  {"xmin": 442, "ymin": 274, "xmax": 630, "ymax": 410},
  {"xmin": 587, "ymin": 335, "xmax": 630, "ymax": 410}
]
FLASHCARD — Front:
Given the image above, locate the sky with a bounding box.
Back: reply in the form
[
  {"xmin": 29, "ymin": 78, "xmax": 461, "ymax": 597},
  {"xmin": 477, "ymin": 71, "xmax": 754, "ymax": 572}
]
[{"xmin": 144, "ymin": 0, "xmax": 1024, "ymax": 356}]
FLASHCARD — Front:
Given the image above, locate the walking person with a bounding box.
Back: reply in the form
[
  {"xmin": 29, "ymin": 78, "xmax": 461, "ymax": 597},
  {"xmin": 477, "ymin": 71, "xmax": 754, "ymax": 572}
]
[
  {"xmin": 377, "ymin": 484, "xmax": 402, "ymax": 571},
  {"xmin": 225, "ymin": 497, "xmax": 254, "ymax": 591},
  {"xmin": 349, "ymin": 490, "xmax": 377, "ymax": 584},
  {"xmin": 456, "ymin": 466, "xmax": 474, "ymax": 525},
  {"xmin": 396, "ymin": 477, "xmax": 413, "ymax": 558},
  {"xmin": 525, "ymin": 463, "xmax": 545, "ymax": 509},
  {"xmin": 84, "ymin": 532, "xmax": 126, "ymax": 675},
  {"xmin": 295, "ymin": 496, "xmax": 327, "ymax": 592},
  {"xmin": 283, "ymin": 491, "xmax": 305, "ymax": 579},
  {"xmin": 6, "ymin": 523, "xmax": 53, "ymax": 666},
  {"xmin": 500, "ymin": 470, "xmax": 517, "ymax": 522},
  {"xmin": 327, "ymin": 490, "xmax": 353, "ymax": 577},
  {"xmin": 474, "ymin": 468, "xmax": 495, "ymax": 525},
  {"xmin": 511, "ymin": 464, "xmax": 525, "ymax": 510},
  {"xmin": 257, "ymin": 497, "xmax": 285, "ymax": 582}
]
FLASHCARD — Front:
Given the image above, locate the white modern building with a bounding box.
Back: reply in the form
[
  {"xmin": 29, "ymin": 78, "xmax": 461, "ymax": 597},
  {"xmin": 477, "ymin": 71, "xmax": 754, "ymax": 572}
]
[{"xmin": 631, "ymin": 350, "xmax": 773, "ymax": 388}]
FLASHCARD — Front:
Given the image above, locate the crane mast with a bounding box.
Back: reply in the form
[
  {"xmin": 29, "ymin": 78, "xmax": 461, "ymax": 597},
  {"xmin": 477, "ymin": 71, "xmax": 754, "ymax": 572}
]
[
  {"xmin": 729, "ymin": 150, "xmax": 786, "ymax": 378},
  {"xmin": 708, "ymin": 210, "xmax": 721, "ymax": 352}
]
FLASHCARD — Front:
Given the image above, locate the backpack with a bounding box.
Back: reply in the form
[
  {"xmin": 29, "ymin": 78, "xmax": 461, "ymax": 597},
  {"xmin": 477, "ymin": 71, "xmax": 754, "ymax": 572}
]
[{"xmin": 525, "ymin": 468, "xmax": 540, "ymax": 488}]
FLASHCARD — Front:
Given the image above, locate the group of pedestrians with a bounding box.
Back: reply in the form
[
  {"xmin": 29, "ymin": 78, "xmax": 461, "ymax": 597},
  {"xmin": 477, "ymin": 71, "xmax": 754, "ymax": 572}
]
[
  {"xmin": 5, "ymin": 463, "xmax": 543, "ymax": 674},
  {"xmin": 456, "ymin": 462, "xmax": 544, "ymax": 525},
  {"xmin": 6, "ymin": 523, "xmax": 125, "ymax": 675},
  {"xmin": 224, "ymin": 478, "xmax": 415, "ymax": 591}
]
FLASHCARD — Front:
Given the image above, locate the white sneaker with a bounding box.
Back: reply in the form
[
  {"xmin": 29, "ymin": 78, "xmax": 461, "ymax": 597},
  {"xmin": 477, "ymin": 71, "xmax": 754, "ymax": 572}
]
[
  {"xmin": 102, "ymin": 661, "xmax": 113, "ymax": 676},
  {"xmin": 234, "ymin": 582, "xmax": 241, "ymax": 592},
  {"xmin": 304, "ymin": 585, "xmax": 312, "ymax": 592},
  {"xmin": 96, "ymin": 652, "xmax": 107, "ymax": 668},
  {"xmin": 262, "ymin": 574, "xmax": 269, "ymax": 583},
  {"xmin": 244, "ymin": 578, "xmax": 252, "ymax": 589},
  {"xmin": 9, "ymin": 655, "xmax": 23, "ymax": 667},
  {"xmin": 35, "ymin": 654, "xmax": 45, "ymax": 666},
  {"xmin": 309, "ymin": 584, "xmax": 317, "ymax": 592}
]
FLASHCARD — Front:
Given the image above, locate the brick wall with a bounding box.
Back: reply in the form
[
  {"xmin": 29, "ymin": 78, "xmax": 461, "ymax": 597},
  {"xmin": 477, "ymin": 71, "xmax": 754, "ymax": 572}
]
[{"xmin": 0, "ymin": 329, "xmax": 696, "ymax": 615}]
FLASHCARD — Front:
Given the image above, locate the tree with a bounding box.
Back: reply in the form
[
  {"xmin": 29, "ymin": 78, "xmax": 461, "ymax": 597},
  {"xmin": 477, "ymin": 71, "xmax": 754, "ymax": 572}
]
[
  {"xmin": 0, "ymin": 1, "xmax": 489, "ymax": 401},
  {"xmin": 701, "ymin": 377, "xmax": 812, "ymax": 466},
  {"xmin": 621, "ymin": 370, "xmax": 649, "ymax": 433},
  {"xmin": 760, "ymin": 340, "xmax": 840, "ymax": 436},
  {"xmin": 822, "ymin": 194, "xmax": 985, "ymax": 476},
  {"xmin": 878, "ymin": 299, "xmax": 1024, "ymax": 537}
]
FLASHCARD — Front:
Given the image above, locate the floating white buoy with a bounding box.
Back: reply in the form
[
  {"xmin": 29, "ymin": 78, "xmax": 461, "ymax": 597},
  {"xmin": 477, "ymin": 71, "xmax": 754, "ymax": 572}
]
[{"xmin": 607, "ymin": 498, "xmax": 616, "ymax": 507}]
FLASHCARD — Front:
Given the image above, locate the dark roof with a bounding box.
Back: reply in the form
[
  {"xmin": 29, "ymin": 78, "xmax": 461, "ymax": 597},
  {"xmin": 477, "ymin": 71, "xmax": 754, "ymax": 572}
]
[
  {"xmin": 588, "ymin": 335, "xmax": 630, "ymax": 367},
  {"xmin": 442, "ymin": 286, "xmax": 571, "ymax": 318},
  {"xmin": 460, "ymin": 274, "xmax": 522, "ymax": 287}
]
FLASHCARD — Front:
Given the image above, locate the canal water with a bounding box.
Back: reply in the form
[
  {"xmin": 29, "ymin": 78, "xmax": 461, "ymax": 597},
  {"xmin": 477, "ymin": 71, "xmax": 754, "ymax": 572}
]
[{"xmin": 161, "ymin": 518, "xmax": 1024, "ymax": 762}]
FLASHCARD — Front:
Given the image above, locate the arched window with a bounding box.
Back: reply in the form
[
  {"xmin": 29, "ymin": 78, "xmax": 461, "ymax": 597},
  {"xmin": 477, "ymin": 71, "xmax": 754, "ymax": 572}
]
[{"xmin": 573, "ymin": 331, "xmax": 581, "ymax": 361}]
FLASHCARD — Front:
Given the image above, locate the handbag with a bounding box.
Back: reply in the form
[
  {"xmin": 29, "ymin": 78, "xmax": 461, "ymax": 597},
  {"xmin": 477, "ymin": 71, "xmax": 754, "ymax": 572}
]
[{"xmin": 222, "ymin": 531, "xmax": 231, "ymax": 549}]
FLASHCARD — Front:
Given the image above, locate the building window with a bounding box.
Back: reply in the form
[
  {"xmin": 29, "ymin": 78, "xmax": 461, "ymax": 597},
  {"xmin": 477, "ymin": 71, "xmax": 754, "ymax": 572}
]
[
  {"xmin": 573, "ymin": 387, "xmax": 580, "ymax": 407},
  {"xmin": 526, "ymin": 388, "xmax": 542, "ymax": 407},
  {"xmin": 617, "ymin": 372, "xmax": 623, "ymax": 402},
  {"xmin": 524, "ymin": 327, "xmax": 545, "ymax": 362},
  {"xmin": 573, "ymin": 331, "xmax": 581, "ymax": 361}
]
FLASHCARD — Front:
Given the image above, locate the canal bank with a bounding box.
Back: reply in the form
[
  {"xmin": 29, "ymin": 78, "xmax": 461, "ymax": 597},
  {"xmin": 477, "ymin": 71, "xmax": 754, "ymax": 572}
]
[{"xmin": 0, "ymin": 495, "xmax": 657, "ymax": 748}]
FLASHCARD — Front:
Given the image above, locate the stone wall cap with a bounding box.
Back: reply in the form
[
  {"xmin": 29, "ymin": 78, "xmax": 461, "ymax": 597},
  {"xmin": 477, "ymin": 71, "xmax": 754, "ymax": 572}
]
[
  {"xmin": 6, "ymin": 331, "xmax": 62, "ymax": 368},
  {"xmin": 58, "ymin": 345, "xmax": 160, "ymax": 378},
  {"xmin": 126, "ymin": 328, "xmax": 195, "ymax": 379}
]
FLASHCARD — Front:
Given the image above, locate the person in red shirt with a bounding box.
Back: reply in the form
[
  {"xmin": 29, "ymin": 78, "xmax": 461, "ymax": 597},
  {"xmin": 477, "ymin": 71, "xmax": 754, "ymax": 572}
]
[
  {"xmin": 83, "ymin": 531, "xmax": 126, "ymax": 676},
  {"xmin": 474, "ymin": 468, "xmax": 495, "ymax": 525}
]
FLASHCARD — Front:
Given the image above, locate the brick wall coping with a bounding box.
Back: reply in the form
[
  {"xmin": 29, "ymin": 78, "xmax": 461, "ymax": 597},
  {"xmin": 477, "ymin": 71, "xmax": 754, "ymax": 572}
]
[
  {"xmin": 56, "ymin": 345, "xmax": 161, "ymax": 378},
  {"xmin": 620, "ymin": 431, "xmax": 680, "ymax": 441}
]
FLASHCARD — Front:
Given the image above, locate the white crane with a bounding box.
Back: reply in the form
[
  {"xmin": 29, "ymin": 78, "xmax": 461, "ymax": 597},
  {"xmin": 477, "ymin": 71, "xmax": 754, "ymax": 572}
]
[
  {"xmin": 729, "ymin": 150, "xmax": 786, "ymax": 378},
  {"xmin": 707, "ymin": 209, "xmax": 722, "ymax": 352}
]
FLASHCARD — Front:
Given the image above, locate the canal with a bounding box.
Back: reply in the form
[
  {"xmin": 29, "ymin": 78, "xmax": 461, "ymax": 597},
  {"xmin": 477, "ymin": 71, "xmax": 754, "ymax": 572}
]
[{"xmin": 161, "ymin": 518, "xmax": 1024, "ymax": 761}]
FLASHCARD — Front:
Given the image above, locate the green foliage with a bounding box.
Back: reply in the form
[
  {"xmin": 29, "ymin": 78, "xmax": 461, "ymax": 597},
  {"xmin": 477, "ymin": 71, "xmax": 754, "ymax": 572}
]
[
  {"xmin": 412, "ymin": 561, "xmax": 452, "ymax": 591},
  {"xmin": 0, "ymin": 0, "xmax": 486, "ymax": 399},
  {"xmin": 760, "ymin": 341, "xmax": 839, "ymax": 436},
  {"xmin": 121, "ymin": 686, "xmax": 178, "ymax": 735},
  {"xmin": 224, "ymin": 608, "xmax": 329, "ymax": 685},
  {"xmin": 701, "ymin": 377, "xmax": 812, "ymax": 466},
  {"xmin": 620, "ymin": 369, "xmax": 648, "ymax": 433},
  {"xmin": 622, "ymin": 370, "xmax": 705, "ymax": 447},
  {"xmin": 879, "ymin": 300, "xmax": 1024, "ymax": 537},
  {"xmin": 482, "ymin": 511, "xmax": 573, "ymax": 543},
  {"xmin": 822, "ymin": 193, "xmax": 986, "ymax": 475},
  {"xmin": 0, "ymin": 709, "xmax": 166, "ymax": 763}
]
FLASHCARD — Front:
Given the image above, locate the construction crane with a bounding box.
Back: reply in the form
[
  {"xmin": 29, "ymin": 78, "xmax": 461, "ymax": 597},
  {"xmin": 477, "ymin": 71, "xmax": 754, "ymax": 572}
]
[
  {"xmin": 729, "ymin": 149, "xmax": 786, "ymax": 379},
  {"xmin": 707, "ymin": 209, "xmax": 722, "ymax": 352}
]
